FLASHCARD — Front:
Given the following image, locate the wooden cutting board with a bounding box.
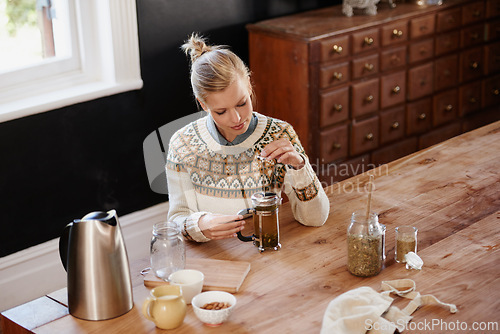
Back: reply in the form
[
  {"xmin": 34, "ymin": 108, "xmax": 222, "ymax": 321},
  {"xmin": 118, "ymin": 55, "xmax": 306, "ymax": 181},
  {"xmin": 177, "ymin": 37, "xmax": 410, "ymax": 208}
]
[{"xmin": 143, "ymin": 258, "xmax": 251, "ymax": 293}]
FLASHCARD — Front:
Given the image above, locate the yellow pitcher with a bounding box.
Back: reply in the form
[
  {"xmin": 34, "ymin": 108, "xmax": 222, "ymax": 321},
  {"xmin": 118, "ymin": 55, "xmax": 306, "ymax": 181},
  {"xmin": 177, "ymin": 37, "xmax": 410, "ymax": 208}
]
[{"xmin": 142, "ymin": 285, "xmax": 186, "ymax": 329}]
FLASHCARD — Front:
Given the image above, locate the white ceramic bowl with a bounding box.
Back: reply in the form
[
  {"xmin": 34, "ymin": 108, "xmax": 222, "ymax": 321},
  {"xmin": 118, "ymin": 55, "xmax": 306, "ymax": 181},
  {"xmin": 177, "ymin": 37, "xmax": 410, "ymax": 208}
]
[{"xmin": 191, "ymin": 291, "xmax": 236, "ymax": 327}]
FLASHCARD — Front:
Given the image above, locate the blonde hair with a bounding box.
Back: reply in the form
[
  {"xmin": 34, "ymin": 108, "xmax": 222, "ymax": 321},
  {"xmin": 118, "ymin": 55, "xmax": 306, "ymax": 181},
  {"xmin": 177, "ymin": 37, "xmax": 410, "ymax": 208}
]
[{"xmin": 181, "ymin": 33, "xmax": 252, "ymax": 105}]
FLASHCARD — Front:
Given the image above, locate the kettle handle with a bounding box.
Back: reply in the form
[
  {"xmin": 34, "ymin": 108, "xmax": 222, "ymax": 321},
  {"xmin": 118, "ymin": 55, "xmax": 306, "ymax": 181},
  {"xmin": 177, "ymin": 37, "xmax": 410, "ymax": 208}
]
[
  {"xmin": 235, "ymin": 208, "xmax": 254, "ymax": 242},
  {"xmin": 59, "ymin": 222, "xmax": 73, "ymax": 272}
]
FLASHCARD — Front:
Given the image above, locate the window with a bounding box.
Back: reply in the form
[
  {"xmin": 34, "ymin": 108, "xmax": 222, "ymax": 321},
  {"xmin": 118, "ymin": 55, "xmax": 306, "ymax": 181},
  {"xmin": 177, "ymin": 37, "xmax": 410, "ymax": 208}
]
[{"xmin": 0, "ymin": 0, "xmax": 143, "ymax": 123}]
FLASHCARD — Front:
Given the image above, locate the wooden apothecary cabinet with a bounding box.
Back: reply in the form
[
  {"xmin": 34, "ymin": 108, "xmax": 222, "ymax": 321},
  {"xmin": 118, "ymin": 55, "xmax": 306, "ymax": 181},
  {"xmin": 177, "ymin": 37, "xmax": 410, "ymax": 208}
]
[{"xmin": 247, "ymin": 0, "xmax": 500, "ymax": 185}]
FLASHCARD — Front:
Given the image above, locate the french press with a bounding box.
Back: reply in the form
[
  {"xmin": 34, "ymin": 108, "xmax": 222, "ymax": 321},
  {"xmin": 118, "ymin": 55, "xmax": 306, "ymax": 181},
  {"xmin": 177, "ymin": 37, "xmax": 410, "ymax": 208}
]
[{"xmin": 236, "ymin": 191, "xmax": 282, "ymax": 252}]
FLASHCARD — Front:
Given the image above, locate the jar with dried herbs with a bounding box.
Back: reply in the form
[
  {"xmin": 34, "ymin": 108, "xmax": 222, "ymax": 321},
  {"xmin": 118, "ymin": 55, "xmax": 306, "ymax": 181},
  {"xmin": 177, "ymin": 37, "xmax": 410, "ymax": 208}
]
[{"xmin": 347, "ymin": 212, "xmax": 384, "ymax": 277}]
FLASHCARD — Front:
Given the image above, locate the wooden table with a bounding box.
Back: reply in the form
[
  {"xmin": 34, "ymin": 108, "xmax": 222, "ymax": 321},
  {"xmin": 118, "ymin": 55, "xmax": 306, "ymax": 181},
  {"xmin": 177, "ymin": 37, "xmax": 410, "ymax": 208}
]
[{"xmin": 2, "ymin": 121, "xmax": 500, "ymax": 333}]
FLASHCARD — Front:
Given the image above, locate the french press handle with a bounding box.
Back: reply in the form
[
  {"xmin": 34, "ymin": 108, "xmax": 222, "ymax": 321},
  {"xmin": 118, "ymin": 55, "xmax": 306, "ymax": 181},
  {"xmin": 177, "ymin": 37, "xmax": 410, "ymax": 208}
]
[{"xmin": 235, "ymin": 208, "xmax": 254, "ymax": 242}]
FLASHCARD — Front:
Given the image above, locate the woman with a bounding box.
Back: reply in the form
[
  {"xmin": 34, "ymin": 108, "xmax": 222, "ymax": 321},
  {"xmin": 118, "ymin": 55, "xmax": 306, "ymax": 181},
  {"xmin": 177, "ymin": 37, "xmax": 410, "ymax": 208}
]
[{"xmin": 166, "ymin": 33, "xmax": 329, "ymax": 242}]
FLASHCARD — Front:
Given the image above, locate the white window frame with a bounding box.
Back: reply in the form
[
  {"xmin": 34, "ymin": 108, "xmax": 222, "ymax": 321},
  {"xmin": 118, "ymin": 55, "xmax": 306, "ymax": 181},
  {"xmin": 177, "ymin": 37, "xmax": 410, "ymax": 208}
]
[{"xmin": 0, "ymin": 0, "xmax": 143, "ymax": 123}]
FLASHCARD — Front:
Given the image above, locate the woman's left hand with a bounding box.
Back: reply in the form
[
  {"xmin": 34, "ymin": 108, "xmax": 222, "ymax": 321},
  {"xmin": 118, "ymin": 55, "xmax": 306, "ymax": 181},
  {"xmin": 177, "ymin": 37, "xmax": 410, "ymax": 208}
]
[{"xmin": 260, "ymin": 138, "xmax": 305, "ymax": 169}]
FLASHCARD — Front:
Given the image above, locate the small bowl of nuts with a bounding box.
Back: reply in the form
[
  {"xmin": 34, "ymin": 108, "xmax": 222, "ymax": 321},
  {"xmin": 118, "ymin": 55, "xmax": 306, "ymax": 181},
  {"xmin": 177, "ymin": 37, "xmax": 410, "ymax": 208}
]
[{"xmin": 191, "ymin": 291, "xmax": 236, "ymax": 327}]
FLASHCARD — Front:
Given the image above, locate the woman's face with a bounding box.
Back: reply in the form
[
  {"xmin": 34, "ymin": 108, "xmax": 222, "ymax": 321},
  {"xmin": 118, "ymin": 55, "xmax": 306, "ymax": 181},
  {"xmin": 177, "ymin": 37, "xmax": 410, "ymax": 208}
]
[{"xmin": 199, "ymin": 77, "xmax": 253, "ymax": 143}]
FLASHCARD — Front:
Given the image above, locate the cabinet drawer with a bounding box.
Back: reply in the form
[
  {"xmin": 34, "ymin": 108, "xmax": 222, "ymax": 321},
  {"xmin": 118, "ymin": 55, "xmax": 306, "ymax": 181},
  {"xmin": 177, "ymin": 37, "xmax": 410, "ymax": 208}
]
[
  {"xmin": 352, "ymin": 53, "xmax": 379, "ymax": 79},
  {"xmin": 320, "ymin": 86, "xmax": 349, "ymax": 127},
  {"xmin": 419, "ymin": 122, "xmax": 461, "ymax": 150},
  {"xmin": 352, "ymin": 28, "xmax": 379, "ymax": 54},
  {"xmin": 486, "ymin": 20, "xmax": 500, "ymax": 41},
  {"xmin": 320, "ymin": 62, "xmax": 350, "ymax": 89},
  {"xmin": 380, "ymin": 71, "xmax": 406, "ymax": 109},
  {"xmin": 486, "ymin": 0, "xmax": 500, "ymax": 19},
  {"xmin": 483, "ymin": 75, "xmax": 500, "ymax": 108},
  {"xmin": 372, "ymin": 137, "xmax": 417, "ymax": 166},
  {"xmin": 485, "ymin": 42, "xmax": 500, "ymax": 74},
  {"xmin": 320, "ymin": 124, "xmax": 349, "ymax": 163},
  {"xmin": 435, "ymin": 54, "xmax": 458, "ymax": 92},
  {"xmin": 351, "ymin": 78, "xmax": 379, "ymax": 117},
  {"xmin": 381, "ymin": 20, "xmax": 408, "ymax": 47},
  {"xmin": 436, "ymin": 7, "xmax": 461, "ymax": 32},
  {"xmin": 351, "ymin": 116, "xmax": 379, "ymax": 156},
  {"xmin": 380, "ymin": 46, "xmax": 406, "ymax": 71},
  {"xmin": 406, "ymin": 98, "xmax": 432, "ymax": 135},
  {"xmin": 460, "ymin": 47, "xmax": 484, "ymax": 83},
  {"xmin": 461, "ymin": 24, "xmax": 485, "ymax": 48},
  {"xmin": 462, "ymin": 1, "xmax": 485, "ymax": 25},
  {"xmin": 409, "ymin": 38, "xmax": 434, "ymax": 63},
  {"xmin": 319, "ymin": 154, "xmax": 370, "ymax": 184},
  {"xmin": 463, "ymin": 108, "xmax": 500, "ymax": 133},
  {"xmin": 459, "ymin": 81, "xmax": 482, "ymax": 116},
  {"xmin": 433, "ymin": 89, "xmax": 458, "ymax": 126},
  {"xmin": 320, "ymin": 35, "xmax": 350, "ymax": 62},
  {"xmin": 408, "ymin": 62, "xmax": 433, "ymax": 100},
  {"xmin": 435, "ymin": 31, "xmax": 460, "ymax": 56},
  {"xmin": 380, "ymin": 106, "xmax": 405, "ymax": 145},
  {"xmin": 410, "ymin": 14, "xmax": 435, "ymax": 39}
]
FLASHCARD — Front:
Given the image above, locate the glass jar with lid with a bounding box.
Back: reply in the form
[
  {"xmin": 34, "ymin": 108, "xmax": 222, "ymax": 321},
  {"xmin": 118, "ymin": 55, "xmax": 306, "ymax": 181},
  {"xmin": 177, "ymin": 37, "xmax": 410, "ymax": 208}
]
[
  {"xmin": 150, "ymin": 221, "xmax": 185, "ymax": 280},
  {"xmin": 347, "ymin": 211, "xmax": 384, "ymax": 277}
]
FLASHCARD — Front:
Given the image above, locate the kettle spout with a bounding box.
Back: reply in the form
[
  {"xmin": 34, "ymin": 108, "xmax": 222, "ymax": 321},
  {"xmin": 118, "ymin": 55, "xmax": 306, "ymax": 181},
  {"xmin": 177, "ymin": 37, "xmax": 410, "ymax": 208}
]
[{"xmin": 81, "ymin": 209, "xmax": 117, "ymax": 226}]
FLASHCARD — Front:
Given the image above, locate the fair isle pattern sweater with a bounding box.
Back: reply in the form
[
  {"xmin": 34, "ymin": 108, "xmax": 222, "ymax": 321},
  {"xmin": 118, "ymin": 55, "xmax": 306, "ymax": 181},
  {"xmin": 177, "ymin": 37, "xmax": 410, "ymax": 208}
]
[{"xmin": 166, "ymin": 112, "xmax": 330, "ymax": 242}]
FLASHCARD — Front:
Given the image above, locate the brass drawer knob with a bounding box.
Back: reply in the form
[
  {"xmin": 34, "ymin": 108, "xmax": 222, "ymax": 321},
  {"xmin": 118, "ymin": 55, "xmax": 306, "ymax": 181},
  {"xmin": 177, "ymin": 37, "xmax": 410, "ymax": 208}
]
[
  {"xmin": 392, "ymin": 29, "xmax": 403, "ymax": 37},
  {"xmin": 444, "ymin": 69, "xmax": 451, "ymax": 76},
  {"xmin": 391, "ymin": 121, "xmax": 400, "ymax": 129},
  {"xmin": 333, "ymin": 72, "xmax": 343, "ymax": 80},
  {"xmin": 447, "ymin": 17, "xmax": 455, "ymax": 24},
  {"xmin": 469, "ymin": 97, "xmax": 477, "ymax": 104},
  {"xmin": 391, "ymin": 55, "xmax": 401, "ymax": 65},
  {"xmin": 364, "ymin": 94, "xmax": 374, "ymax": 103},
  {"xmin": 419, "ymin": 47, "xmax": 428, "ymax": 55},
  {"xmin": 470, "ymin": 33, "xmax": 479, "ymax": 41},
  {"xmin": 364, "ymin": 37, "xmax": 374, "ymax": 45},
  {"xmin": 331, "ymin": 104, "xmax": 343, "ymax": 113},
  {"xmin": 331, "ymin": 143, "xmax": 342, "ymax": 152},
  {"xmin": 365, "ymin": 133, "xmax": 374, "ymax": 141},
  {"xmin": 470, "ymin": 62, "xmax": 479, "ymax": 70},
  {"xmin": 418, "ymin": 113, "xmax": 427, "ymax": 120},
  {"xmin": 364, "ymin": 63, "xmax": 374, "ymax": 71},
  {"xmin": 392, "ymin": 85, "xmax": 401, "ymax": 94},
  {"xmin": 492, "ymin": 89, "xmax": 499, "ymax": 96},
  {"xmin": 473, "ymin": 10, "xmax": 481, "ymax": 17},
  {"xmin": 445, "ymin": 104, "xmax": 453, "ymax": 112},
  {"xmin": 333, "ymin": 45, "xmax": 343, "ymax": 54},
  {"xmin": 420, "ymin": 25, "xmax": 428, "ymax": 32}
]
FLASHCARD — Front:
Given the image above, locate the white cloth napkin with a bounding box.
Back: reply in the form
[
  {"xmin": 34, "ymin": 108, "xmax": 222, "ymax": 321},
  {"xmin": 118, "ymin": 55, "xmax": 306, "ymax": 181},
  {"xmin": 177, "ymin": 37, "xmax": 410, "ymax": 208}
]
[{"xmin": 321, "ymin": 279, "xmax": 457, "ymax": 334}]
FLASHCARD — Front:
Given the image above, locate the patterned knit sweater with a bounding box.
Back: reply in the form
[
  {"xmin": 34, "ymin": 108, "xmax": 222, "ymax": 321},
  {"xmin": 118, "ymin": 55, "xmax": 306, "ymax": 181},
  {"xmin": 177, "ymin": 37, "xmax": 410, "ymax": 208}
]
[{"xmin": 166, "ymin": 112, "xmax": 330, "ymax": 242}]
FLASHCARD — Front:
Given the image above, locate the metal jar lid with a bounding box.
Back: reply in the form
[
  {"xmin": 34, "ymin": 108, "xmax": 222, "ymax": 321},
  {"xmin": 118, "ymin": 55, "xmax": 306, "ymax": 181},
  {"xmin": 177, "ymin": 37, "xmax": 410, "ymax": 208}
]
[{"xmin": 251, "ymin": 191, "xmax": 280, "ymax": 209}]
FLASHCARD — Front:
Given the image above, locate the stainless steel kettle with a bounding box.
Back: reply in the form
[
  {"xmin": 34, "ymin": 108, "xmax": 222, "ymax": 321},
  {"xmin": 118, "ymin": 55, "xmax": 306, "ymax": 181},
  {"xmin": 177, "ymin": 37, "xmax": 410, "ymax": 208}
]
[{"xmin": 59, "ymin": 209, "xmax": 133, "ymax": 320}]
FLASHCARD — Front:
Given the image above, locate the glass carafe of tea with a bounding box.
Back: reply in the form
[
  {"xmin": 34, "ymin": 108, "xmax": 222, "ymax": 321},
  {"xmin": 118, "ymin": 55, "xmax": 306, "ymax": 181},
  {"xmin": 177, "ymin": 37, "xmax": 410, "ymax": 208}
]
[
  {"xmin": 347, "ymin": 211, "xmax": 384, "ymax": 277},
  {"xmin": 237, "ymin": 191, "xmax": 282, "ymax": 252}
]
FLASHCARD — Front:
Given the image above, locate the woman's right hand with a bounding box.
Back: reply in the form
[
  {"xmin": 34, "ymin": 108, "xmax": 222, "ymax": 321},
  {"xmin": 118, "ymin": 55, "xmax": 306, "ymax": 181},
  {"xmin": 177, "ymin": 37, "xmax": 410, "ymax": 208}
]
[{"xmin": 198, "ymin": 214, "xmax": 246, "ymax": 240}]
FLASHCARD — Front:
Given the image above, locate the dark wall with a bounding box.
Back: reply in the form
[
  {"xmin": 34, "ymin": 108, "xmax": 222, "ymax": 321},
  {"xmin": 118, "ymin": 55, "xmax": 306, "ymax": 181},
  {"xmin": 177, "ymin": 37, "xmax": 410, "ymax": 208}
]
[{"xmin": 0, "ymin": 0, "xmax": 340, "ymax": 257}]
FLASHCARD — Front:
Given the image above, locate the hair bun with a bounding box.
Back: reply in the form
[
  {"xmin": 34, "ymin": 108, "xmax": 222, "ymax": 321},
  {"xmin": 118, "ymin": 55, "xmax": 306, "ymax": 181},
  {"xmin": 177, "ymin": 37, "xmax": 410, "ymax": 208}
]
[{"xmin": 181, "ymin": 33, "xmax": 214, "ymax": 64}]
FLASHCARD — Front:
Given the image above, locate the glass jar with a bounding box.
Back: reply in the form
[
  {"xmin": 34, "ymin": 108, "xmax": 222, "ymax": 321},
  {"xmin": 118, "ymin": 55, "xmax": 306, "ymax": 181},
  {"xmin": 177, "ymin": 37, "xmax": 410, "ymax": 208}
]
[
  {"xmin": 347, "ymin": 211, "xmax": 384, "ymax": 277},
  {"xmin": 395, "ymin": 225, "xmax": 418, "ymax": 263},
  {"xmin": 150, "ymin": 222, "xmax": 185, "ymax": 280}
]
